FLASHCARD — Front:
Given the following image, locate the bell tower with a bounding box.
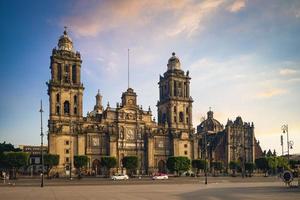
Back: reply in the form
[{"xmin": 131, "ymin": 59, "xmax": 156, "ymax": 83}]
[
  {"xmin": 157, "ymin": 52, "xmax": 193, "ymax": 129},
  {"xmin": 47, "ymin": 28, "xmax": 84, "ymax": 121}
]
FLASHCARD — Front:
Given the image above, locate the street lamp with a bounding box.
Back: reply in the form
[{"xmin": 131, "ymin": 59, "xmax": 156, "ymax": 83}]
[
  {"xmin": 281, "ymin": 124, "xmax": 293, "ymax": 162},
  {"xmin": 39, "ymin": 100, "xmax": 44, "ymax": 187},
  {"xmin": 204, "ymin": 131, "xmax": 209, "ymax": 185}
]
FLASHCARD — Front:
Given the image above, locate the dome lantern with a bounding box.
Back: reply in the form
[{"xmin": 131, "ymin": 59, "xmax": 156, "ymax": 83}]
[
  {"xmin": 58, "ymin": 26, "xmax": 73, "ymax": 51},
  {"xmin": 167, "ymin": 52, "xmax": 181, "ymax": 71}
]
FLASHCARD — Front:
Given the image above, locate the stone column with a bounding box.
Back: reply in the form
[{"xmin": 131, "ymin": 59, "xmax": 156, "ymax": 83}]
[{"xmin": 147, "ymin": 137, "xmax": 154, "ymax": 174}]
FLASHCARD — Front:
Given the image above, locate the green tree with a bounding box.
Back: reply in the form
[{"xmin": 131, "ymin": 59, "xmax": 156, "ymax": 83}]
[
  {"xmin": 44, "ymin": 154, "xmax": 59, "ymax": 178},
  {"xmin": 245, "ymin": 162, "xmax": 255, "ymax": 177},
  {"xmin": 100, "ymin": 156, "xmax": 117, "ymax": 177},
  {"xmin": 0, "ymin": 142, "xmax": 22, "ymax": 175},
  {"xmin": 289, "ymin": 159, "xmax": 300, "ymax": 170},
  {"xmin": 167, "ymin": 156, "xmax": 191, "ymax": 176},
  {"xmin": 191, "ymin": 159, "xmax": 206, "ymax": 175},
  {"xmin": 122, "ymin": 156, "xmax": 138, "ymax": 176},
  {"xmin": 267, "ymin": 156, "xmax": 278, "ymax": 175},
  {"xmin": 5, "ymin": 152, "xmax": 29, "ymax": 179},
  {"xmin": 0, "ymin": 142, "xmax": 21, "ymax": 153},
  {"xmin": 277, "ymin": 156, "xmax": 289, "ymax": 173},
  {"xmin": 255, "ymin": 157, "xmax": 269, "ymax": 176},
  {"xmin": 211, "ymin": 161, "xmax": 223, "ymax": 176},
  {"xmin": 229, "ymin": 161, "xmax": 239, "ymax": 177},
  {"xmin": 74, "ymin": 155, "xmax": 89, "ymax": 178}
]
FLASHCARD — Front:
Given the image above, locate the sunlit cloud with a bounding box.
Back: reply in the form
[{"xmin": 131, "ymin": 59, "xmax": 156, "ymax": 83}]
[
  {"xmin": 227, "ymin": 0, "xmax": 246, "ymax": 13},
  {"xmin": 256, "ymin": 88, "xmax": 288, "ymax": 99},
  {"xmin": 62, "ymin": 0, "xmax": 226, "ymax": 39},
  {"xmin": 279, "ymin": 68, "xmax": 298, "ymax": 76}
]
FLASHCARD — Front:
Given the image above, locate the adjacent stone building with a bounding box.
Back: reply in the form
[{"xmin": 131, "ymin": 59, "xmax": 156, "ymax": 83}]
[
  {"xmin": 47, "ymin": 29, "xmax": 262, "ymax": 176},
  {"xmin": 196, "ymin": 110, "xmax": 263, "ymax": 168}
]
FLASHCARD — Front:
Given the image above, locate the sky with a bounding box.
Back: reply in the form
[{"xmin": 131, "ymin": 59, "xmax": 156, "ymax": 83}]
[{"xmin": 0, "ymin": 0, "xmax": 300, "ymax": 154}]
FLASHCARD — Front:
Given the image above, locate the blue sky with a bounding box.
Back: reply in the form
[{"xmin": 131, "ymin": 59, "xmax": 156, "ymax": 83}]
[{"xmin": 0, "ymin": 0, "xmax": 300, "ymax": 154}]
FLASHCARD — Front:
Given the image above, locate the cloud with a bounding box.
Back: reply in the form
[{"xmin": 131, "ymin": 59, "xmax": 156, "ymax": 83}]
[
  {"xmin": 227, "ymin": 0, "xmax": 246, "ymax": 13},
  {"xmin": 256, "ymin": 88, "xmax": 287, "ymax": 99},
  {"xmin": 279, "ymin": 68, "xmax": 298, "ymax": 76},
  {"xmin": 62, "ymin": 0, "xmax": 225, "ymax": 38}
]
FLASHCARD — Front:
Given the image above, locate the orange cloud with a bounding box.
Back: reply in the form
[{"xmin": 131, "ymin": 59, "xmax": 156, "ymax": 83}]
[
  {"xmin": 256, "ymin": 88, "xmax": 287, "ymax": 99},
  {"xmin": 62, "ymin": 0, "xmax": 225, "ymax": 38},
  {"xmin": 227, "ymin": 0, "xmax": 246, "ymax": 13},
  {"xmin": 279, "ymin": 68, "xmax": 298, "ymax": 76}
]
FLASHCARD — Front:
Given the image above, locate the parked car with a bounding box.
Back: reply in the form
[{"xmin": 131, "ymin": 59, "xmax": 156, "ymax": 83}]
[
  {"xmin": 111, "ymin": 174, "xmax": 129, "ymax": 180},
  {"xmin": 152, "ymin": 173, "xmax": 168, "ymax": 180},
  {"xmin": 182, "ymin": 171, "xmax": 195, "ymax": 177}
]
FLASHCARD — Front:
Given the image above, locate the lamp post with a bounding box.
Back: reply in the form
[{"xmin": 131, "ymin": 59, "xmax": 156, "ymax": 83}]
[
  {"xmin": 281, "ymin": 124, "xmax": 293, "ymax": 162},
  {"xmin": 280, "ymin": 135, "xmax": 284, "ymax": 156},
  {"xmin": 204, "ymin": 131, "xmax": 208, "ymax": 185},
  {"xmin": 39, "ymin": 100, "xmax": 44, "ymax": 187}
]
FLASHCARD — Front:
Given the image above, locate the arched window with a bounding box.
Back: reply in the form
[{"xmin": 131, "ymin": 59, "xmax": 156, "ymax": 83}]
[
  {"xmin": 56, "ymin": 93, "xmax": 60, "ymax": 102},
  {"xmin": 56, "ymin": 105, "xmax": 60, "ymax": 114},
  {"xmin": 74, "ymin": 95, "xmax": 77, "ymax": 104},
  {"xmin": 162, "ymin": 113, "xmax": 166, "ymax": 124},
  {"xmin": 72, "ymin": 64, "xmax": 77, "ymax": 83},
  {"xmin": 74, "ymin": 106, "xmax": 77, "ymax": 115},
  {"xmin": 64, "ymin": 101, "xmax": 70, "ymax": 114},
  {"xmin": 158, "ymin": 111, "xmax": 162, "ymax": 123},
  {"xmin": 179, "ymin": 112, "xmax": 184, "ymax": 122},
  {"xmin": 57, "ymin": 63, "xmax": 62, "ymax": 81}
]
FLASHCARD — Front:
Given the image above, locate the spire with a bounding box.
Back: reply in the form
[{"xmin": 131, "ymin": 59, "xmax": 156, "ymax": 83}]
[
  {"xmin": 94, "ymin": 89, "xmax": 103, "ymax": 113},
  {"xmin": 128, "ymin": 48, "xmax": 130, "ymax": 89},
  {"xmin": 64, "ymin": 26, "xmax": 68, "ymax": 35},
  {"xmin": 207, "ymin": 107, "xmax": 213, "ymax": 119}
]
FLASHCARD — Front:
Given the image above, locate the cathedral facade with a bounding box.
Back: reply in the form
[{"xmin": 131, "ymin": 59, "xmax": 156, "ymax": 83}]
[{"xmin": 47, "ymin": 30, "xmax": 261, "ymax": 175}]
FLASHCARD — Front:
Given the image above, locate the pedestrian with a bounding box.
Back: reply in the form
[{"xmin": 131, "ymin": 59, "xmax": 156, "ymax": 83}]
[{"xmin": 2, "ymin": 171, "xmax": 6, "ymax": 184}]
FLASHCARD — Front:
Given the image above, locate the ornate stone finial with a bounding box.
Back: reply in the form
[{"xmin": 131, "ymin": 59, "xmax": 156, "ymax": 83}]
[
  {"xmin": 172, "ymin": 52, "xmax": 175, "ymax": 56},
  {"xmin": 64, "ymin": 26, "xmax": 68, "ymax": 35},
  {"xmin": 148, "ymin": 106, "xmax": 151, "ymax": 112},
  {"xmin": 107, "ymin": 101, "xmax": 110, "ymax": 107}
]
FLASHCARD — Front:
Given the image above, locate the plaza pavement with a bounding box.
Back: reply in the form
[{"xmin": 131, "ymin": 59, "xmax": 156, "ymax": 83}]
[{"xmin": 0, "ymin": 177, "xmax": 299, "ymax": 200}]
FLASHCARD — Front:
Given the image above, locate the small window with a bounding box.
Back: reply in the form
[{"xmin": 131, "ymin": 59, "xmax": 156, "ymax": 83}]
[
  {"xmin": 65, "ymin": 140, "xmax": 69, "ymax": 145},
  {"xmin": 74, "ymin": 95, "xmax": 77, "ymax": 104},
  {"xmin": 64, "ymin": 101, "xmax": 70, "ymax": 114},
  {"xmin": 179, "ymin": 112, "xmax": 184, "ymax": 122},
  {"xmin": 72, "ymin": 64, "xmax": 77, "ymax": 83},
  {"xmin": 174, "ymin": 116, "xmax": 177, "ymax": 123},
  {"xmin": 56, "ymin": 93, "xmax": 60, "ymax": 102},
  {"xmin": 65, "ymin": 157, "xmax": 70, "ymax": 163},
  {"xmin": 184, "ymin": 144, "xmax": 188, "ymax": 148},
  {"xmin": 65, "ymin": 149, "xmax": 69, "ymax": 154},
  {"xmin": 74, "ymin": 106, "xmax": 77, "ymax": 115},
  {"xmin": 174, "ymin": 106, "xmax": 177, "ymax": 112},
  {"xmin": 56, "ymin": 106, "xmax": 60, "ymax": 114},
  {"xmin": 184, "ymin": 151, "xmax": 188, "ymax": 155}
]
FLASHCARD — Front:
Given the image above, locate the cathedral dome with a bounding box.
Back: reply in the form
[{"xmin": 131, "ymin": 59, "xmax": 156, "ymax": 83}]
[
  {"xmin": 58, "ymin": 28, "xmax": 73, "ymax": 51},
  {"xmin": 167, "ymin": 52, "xmax": 181, "ymax": 71},
  {"xmin": 197, "ymin": 110, "xmax": 224, "ymax": 133}
]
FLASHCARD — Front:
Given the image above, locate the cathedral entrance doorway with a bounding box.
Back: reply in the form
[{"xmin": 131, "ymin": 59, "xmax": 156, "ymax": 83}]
[
  {"xmin": 92, "ymin": 159, "xmax": 101, "ymax": 175},
  {"xmin": 158, "ymin": 160, "xmax": 166, "ymax": 173}
]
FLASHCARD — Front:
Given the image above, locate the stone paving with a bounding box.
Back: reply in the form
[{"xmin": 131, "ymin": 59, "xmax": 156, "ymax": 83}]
[{"xmin": 0, "ymin": 177, "xmax": 299, "ymax": 200}]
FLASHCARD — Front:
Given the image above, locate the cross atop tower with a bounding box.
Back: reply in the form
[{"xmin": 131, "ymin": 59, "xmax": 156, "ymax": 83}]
[{"xmin": 64, "ymin": 26, "xmax": 68, "ymax": 35}]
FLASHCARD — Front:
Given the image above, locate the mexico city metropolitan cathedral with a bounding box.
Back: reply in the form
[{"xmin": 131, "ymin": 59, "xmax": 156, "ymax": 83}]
[{"xmin": 47, "ymin": 29, "xmax": 262, "ymax": 175}]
